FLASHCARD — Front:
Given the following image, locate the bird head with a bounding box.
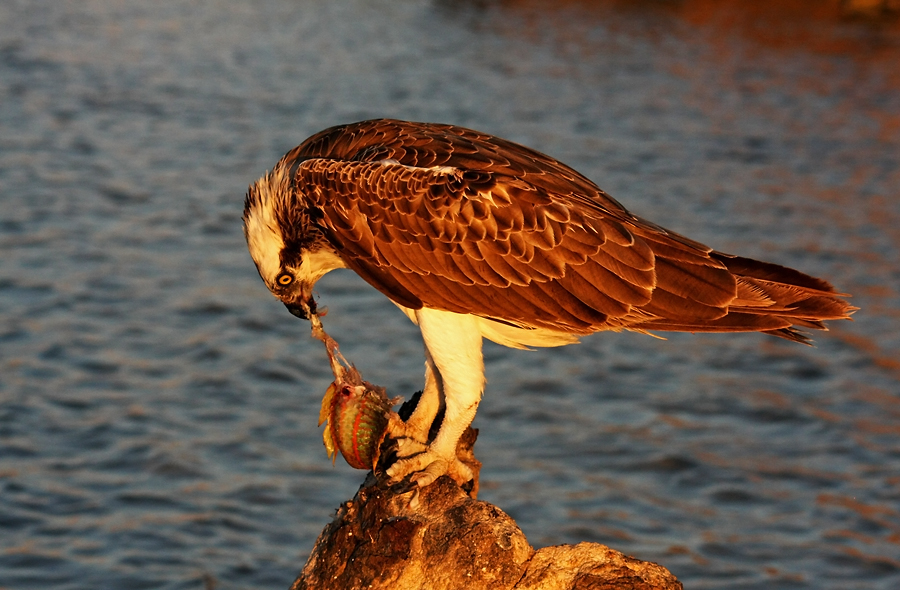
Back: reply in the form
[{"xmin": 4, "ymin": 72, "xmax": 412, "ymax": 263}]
[{"xmin": 243, "ymin": 163, "xmax": 346, "ymax": 320}]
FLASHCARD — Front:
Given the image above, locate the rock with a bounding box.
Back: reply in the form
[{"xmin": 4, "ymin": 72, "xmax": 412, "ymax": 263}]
[
  {"xmin": 290, "ymin": 428, "xmax": 681, "ymax": 590},
  {"xmin": 292, "ymin": 473, "xmax": 531, "ymax": 590},
  {"xmin": 517, "ymin": 543, "xmax": 682, "ymax": 590}
]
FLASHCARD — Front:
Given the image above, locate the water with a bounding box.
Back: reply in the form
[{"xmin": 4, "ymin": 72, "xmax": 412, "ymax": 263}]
[{"xmin": 1, "ymin": 1, "xmax": 899, "ymax": 588}]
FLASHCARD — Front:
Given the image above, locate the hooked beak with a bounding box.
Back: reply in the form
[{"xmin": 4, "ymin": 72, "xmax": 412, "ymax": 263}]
[
  {"xmin": 284, "ymin": 302, "xmax": 308, "ymax": 319},
  {"xmin": 284, "ymin": 292, "xmax": 317, "ymax": 320}
]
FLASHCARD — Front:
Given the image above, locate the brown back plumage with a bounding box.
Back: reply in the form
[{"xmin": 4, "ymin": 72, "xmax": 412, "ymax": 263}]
[{"xmin": 276, "ymin": 119, "xmax": 855, "ymax": 343}]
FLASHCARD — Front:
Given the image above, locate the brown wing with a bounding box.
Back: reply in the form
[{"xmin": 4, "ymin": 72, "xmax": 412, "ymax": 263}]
[{"xmin": 288, "ymin": 120, "xmax": 854, "ymax": 340}]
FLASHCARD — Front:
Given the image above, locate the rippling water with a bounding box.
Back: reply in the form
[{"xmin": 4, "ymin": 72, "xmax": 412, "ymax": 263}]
[{"xmin": 2, "ymin": 1, "xmax": 899, "ymax": 589}]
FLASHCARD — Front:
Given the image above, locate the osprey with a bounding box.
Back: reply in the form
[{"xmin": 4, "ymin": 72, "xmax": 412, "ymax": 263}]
[{"xmin": 243, "ymin": 119, "xmax": 854, "ymax": 488}]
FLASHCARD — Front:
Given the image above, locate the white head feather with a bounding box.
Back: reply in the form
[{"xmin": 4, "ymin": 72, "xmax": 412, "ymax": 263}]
[{"xmin": 243, "ymin": 165, "xmax": 292, "ymax": 286}]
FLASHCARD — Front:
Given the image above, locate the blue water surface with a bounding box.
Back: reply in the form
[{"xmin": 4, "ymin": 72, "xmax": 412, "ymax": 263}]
[{"xmin": 1, "ymin": 2, "xmax": 899, "ymax": 589}]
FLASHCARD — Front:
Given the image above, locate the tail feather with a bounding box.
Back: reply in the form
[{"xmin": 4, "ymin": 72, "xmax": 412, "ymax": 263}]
[
  {"xmin": 711, "ymin": 252, "xmax": 840, "ymax": 294},
  {"xmin": 762, "ymin": 328, "xmax": 815, "ymax": 345},
  {"xmin": 626, "ymin": 249, "xmax": 856, "ymax": 343}
]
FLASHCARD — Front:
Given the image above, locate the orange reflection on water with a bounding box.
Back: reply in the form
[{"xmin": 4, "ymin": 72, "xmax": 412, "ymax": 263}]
[{"xmin": 675, "ymin": 0, "xmax": 900, "ymax": 54}]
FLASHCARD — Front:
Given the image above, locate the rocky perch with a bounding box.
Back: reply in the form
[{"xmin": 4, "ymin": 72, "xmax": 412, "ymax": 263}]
[{"xmin": 290, "ymin": 428, "xmax": 682, "ymax": 590}]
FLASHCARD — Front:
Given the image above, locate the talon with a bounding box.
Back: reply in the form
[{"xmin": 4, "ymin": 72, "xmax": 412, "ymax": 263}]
[
  {"xmin": 386, "ymin": 449, "xmax": 473, "ymax": 488},
  {"xmin": 409, "ymin": 458, "xmax": 449, "ymax": 488}
]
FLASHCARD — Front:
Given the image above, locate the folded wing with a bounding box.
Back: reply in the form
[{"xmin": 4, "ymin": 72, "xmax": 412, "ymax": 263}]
[{"xmin": 285, "ymin": 119, "xmax": 854, "ymax": 342}]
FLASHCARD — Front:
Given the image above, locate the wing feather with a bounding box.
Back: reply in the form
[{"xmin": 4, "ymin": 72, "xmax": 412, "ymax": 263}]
[
  {"xmin": 654, "ymin": 258, "xmax": 736, "ymax": 306},
  {"xmin": 642, "ymin": 287, "xmax": 728, "ymax": 322},
  {"xmin": 560, "ymin": 268, "xmax": 632, "ymax": 318},
  {"xmin": 279, "ymin": 119, "xmax": 854, "ymax": 337}
]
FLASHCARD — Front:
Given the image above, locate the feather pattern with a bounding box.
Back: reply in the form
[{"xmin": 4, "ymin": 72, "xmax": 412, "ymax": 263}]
[{"xmin": 257, "ymin": 119, "xmax": 854, "ymax": 342}]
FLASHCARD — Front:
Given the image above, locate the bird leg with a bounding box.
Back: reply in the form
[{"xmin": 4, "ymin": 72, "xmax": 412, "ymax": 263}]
[{"xmin": 386, "ymin": 309, "xmax": 484, "ymax": 488}]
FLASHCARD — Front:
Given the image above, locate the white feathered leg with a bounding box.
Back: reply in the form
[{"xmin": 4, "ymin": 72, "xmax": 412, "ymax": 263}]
[{"xmin": 386, "ymin": 308, "xmax": 485, "ymax": 487}]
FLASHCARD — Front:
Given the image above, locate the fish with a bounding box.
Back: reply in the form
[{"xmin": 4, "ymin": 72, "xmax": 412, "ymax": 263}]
[
  {"xmin": 319, "ymin": 378, "xmax": 394, "ymax": 470},
  {"xmin": 309, "ymin": 308, "xmax": 398, "ymax": 470}
]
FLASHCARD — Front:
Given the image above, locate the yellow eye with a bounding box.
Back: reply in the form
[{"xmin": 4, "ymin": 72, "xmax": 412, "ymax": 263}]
[{"xmin": 276, "ymin": 273, "xmax": 293, "ymax": 286}]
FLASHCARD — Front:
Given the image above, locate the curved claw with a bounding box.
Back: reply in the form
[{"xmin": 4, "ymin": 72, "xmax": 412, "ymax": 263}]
[{"xmin": 410, "ymin": 458, "xmax": 448, "ymax": 488}]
